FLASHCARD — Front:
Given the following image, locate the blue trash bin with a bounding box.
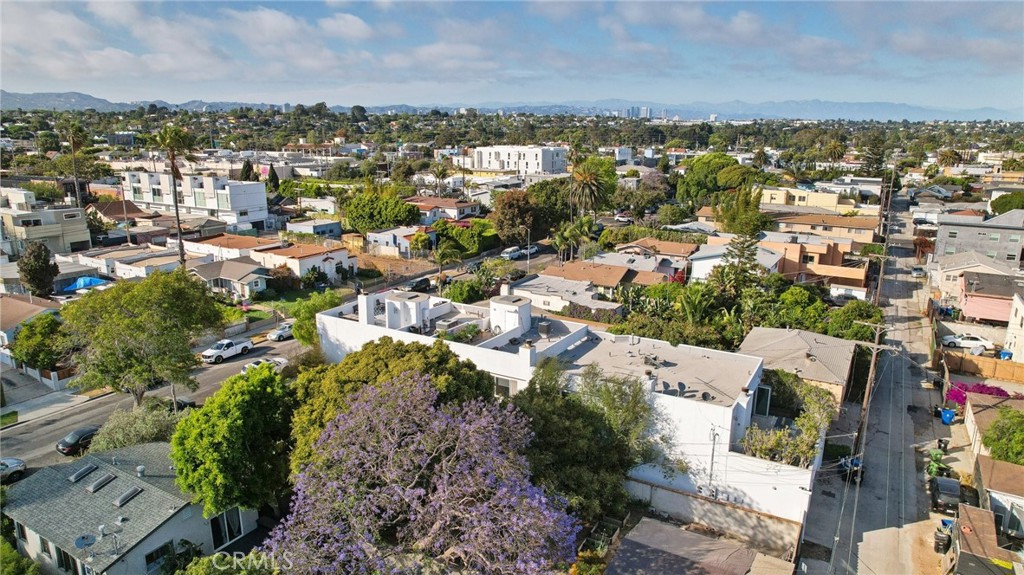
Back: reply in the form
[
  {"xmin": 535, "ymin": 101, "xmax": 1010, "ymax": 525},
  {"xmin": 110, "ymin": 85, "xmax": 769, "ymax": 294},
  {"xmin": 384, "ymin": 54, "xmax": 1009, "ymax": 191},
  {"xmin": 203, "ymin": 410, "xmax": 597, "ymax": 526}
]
[
  {"xmin": 999, "ymin": 350, "xmax": 1013, "ymax": 361},
  {"xmin": 941, "ymin": 409, "xmax": 955, "ymax": 425}
]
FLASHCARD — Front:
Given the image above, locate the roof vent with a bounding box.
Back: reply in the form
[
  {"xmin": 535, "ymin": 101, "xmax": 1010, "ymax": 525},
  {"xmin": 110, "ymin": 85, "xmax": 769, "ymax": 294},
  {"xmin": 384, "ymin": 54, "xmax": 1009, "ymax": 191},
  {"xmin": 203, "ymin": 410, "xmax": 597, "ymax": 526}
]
[
  {"xmin": 113, "ymin": 486, "xmax": 143, "ymax": 508},
  {"xmin": 701, "ymin": 391, "xmax": 713, "ymax": 402},
  {"xmin": 86, "ymin": 473, "xmax": 116, "ymax": 493},
  {"xmin": 68, "ymin": 464, "xmax": 98, "ymax": 483},
  {"xmin": 136, "ymin": 465, "xmax": 146, "ymax": 478}
]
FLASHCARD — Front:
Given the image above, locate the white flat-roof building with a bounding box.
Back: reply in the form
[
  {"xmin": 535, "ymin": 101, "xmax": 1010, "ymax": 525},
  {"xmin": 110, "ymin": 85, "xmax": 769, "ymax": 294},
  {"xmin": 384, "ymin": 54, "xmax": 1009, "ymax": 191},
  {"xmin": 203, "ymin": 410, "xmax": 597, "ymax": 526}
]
[
  {"xmin": 120, "ymin": 172, "xmax": 271, "ymax": 230},
  {"xmin": 452, "ymin": 145, "xmax": 568, "ymax": 175}
]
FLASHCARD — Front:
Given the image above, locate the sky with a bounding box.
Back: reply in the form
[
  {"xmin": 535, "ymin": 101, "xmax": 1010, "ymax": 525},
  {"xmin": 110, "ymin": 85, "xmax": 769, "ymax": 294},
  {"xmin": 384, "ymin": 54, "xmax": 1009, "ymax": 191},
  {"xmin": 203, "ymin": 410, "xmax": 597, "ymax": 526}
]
[{"xmin": 2, "ymin": 1, "xmax": 1022, "ymax": 112}]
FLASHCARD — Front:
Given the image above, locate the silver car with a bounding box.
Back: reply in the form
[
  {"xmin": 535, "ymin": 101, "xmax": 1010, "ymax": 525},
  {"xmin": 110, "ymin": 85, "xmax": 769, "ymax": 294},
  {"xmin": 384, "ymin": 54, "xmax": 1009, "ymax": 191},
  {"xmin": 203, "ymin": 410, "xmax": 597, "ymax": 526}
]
[
  {"xmin": 266, "ymin": 322, "xmax": 293, "ymax": 341},
  {"xmin": 1, "ymin": 457, "xmax": 26, "ymax": 482}
]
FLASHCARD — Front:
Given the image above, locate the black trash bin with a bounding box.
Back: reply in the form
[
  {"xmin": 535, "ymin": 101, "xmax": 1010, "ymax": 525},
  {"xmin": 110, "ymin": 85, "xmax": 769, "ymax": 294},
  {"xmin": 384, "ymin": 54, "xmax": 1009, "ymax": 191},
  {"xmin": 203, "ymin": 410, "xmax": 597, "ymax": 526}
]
[
  {"xmin": 937, "ymin": 438, "xmax": 950, "ymax": 453},
  {"xmin": 934, "ymin": 529, "xmax": 951, "ymax": 554},
  {"xmin": 932, "ymin": 405, "xmax": 942, "ymax": 418}
]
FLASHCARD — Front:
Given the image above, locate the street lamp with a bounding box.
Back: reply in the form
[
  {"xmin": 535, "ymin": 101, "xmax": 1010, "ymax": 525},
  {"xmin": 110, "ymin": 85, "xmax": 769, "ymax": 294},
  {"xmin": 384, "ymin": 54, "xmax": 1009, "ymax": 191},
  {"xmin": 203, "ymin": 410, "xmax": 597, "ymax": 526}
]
[{"xmin": 519, "ymin": 225, "xmax": 531, "ymax": 275}]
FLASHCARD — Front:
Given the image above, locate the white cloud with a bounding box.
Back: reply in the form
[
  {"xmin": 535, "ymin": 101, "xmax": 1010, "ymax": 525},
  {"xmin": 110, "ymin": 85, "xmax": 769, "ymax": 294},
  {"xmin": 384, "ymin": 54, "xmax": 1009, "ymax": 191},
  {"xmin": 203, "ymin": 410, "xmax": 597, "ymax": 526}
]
[{"xmin": 318, "ymin": 13, "xmax": 375, "ymax": 41}]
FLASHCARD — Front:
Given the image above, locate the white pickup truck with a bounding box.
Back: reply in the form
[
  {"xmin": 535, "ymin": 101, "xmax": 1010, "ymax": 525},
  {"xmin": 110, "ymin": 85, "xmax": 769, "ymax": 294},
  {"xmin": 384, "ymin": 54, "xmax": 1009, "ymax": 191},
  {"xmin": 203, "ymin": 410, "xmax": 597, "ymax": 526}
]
[{"xmin": 200, "ymin": 338, "xmax": 254, "ymax": 364}]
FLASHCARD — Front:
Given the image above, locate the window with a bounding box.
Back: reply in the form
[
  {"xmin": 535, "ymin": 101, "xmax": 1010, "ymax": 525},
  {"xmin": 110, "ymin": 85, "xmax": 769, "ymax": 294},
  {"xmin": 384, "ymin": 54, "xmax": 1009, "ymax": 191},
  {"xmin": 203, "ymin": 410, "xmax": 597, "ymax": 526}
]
[
  {"xmin": 801, "ymin": 254, "xmax": 815, "ymax": 264},
  {"xmin": 1008, "ymin": 253, "xmax": 1018, "ymax": 262},
  {"xmin": 1010, "ymin": 235, "xmax": 1021, "ymax": 243},
  {"xmin": 19, "ymin": 219, "xmax": 42, "ymax": 227},
  {"xmin": 810, "ymin": 225, "xmax": 819, "ymax": 230},
  {"xmin": 15, "ymin": 522, "xmax": 26, "ymax": 541},
  {"xmin": 238, "ymin": 210, "xmax": 248, "ymax": 217},
  {"xmin": 210, "ymin": 508, "xmax": 244, "ymax": 549},
  {"xmin": 987, "ymin": 251, "xmax": 998, "ymax": 258},
  {"xmin": 797, "ymin": 196, "xmax": 807, "ymax": 202},
  {"xmin": 990, "ymin": 233, "xmax": 1001, "ymax": 242},
  {"xmin": 144, "ymin": 541, "xmax": 173, "ymax": 574},
  {"xmin": 56, "ymin": 547, "xmax": 79, "ymax": 574},
  {"xmin": 945, "ymin": 274, "xmax": 954, "ymax": 282},
  {"xmin": 822, "ymin": 226, "xmax": 833, "ymax": 231},
  {"xmin": 62, "ymin": 213, "xmax": 80, "ymax": 220},
  {"xmin": 39, "ymin": 535, "xmax": 52, "ymax": 557},
  {"xmin": 945, "ymin": 248, "xmax": 956, "ymax": 255},
  {"xmin": 948, "ymin": 230, "xmax": 958, "ymax": 239},
  {"xmin": 493, "ymin": 376, "xmax": 512, "ymax": 398}
]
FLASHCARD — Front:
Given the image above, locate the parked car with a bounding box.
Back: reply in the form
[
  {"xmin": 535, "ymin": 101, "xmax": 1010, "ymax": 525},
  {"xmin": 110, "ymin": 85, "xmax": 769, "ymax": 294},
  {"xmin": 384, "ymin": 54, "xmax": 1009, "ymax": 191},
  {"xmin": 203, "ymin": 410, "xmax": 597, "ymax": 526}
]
[
  {"xmin": 429, "ymin": 275, "xmax": 453, "ymax": 289},
  {"xmin": 928, "ymin": 476, "xmax": 964, "ymax": 514},
  {"xmin": 241, "ymin": 357, "xmax": 289, "ymax": 375},
  {"xmin": 911, "ymin": 266, "xmax": 927, "ymax": 278},
  {"xmin": 398, "ymin": 278, "xmax": 431, "ymax": 292},
  {"xmin": 0, "ymin": 457, "xmax": 26, "ymax": 483},
  {"xmin": 266, "ymin": 322, "xmax": 293, "ymax": 341},
  {"xmin": 524, "ymin": 244, "xmax": 540, "ymax": 256},
  {"xmin": 56, "ymin": 425, "xmax": 100, "ymax": 456},
  {"xmin": 461, "ymin": 261, "xmax": 482, "ymax": 274},
  {"xmin": 500, "ymin": 246, "xmax": 523, "ymax": 260},
  {"xmin": 200, "ymin": 338, "xmax": 254, "ymax": 364},
  {"xmin": 614, "ymin": 213, "xmax": 633, "ymax": 223},
  {"xmin": 941, "ymin": 333, "xmax": 995, "ymax": 350}
]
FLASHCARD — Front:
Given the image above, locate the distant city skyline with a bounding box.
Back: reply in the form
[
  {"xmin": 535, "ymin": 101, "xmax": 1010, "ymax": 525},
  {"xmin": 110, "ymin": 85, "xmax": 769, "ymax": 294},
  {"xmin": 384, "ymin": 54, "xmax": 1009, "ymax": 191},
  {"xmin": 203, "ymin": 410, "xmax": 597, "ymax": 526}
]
[{"xmin": 2, "ymin": 1, "xmax": 1022, "ymax": 112}]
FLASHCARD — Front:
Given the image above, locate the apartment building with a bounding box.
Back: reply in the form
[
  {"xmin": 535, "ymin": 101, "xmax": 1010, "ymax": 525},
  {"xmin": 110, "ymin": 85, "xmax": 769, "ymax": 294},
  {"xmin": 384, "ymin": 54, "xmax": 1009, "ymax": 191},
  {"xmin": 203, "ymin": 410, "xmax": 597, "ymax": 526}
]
[
  {"xmin": 120, "ymin": 172, "xmax": 270, "ymax": 230},
  {"xmin": 452, "ymin": 145, "xmax": 567, "ymax": 176},
  {"xmin": 705, "ymin": 231, "xmax": 866, "ymax": 289},
  {"xmin": 0, "ymin": 188, "xmax": 91, "ymax": 257},
  {"xmin": 774, "ymin": 214, "xmax": 879, "ymax": 245},
  {"xmin": 934, "ymin": 210, "xmax": 1024, "ymax": 268}
]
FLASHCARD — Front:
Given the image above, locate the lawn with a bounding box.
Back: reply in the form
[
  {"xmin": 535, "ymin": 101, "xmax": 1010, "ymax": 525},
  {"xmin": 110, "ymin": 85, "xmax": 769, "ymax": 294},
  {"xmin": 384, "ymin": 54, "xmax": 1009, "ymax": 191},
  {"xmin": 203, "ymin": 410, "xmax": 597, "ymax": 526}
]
[
  {"xmin": 1, "ymin": 411, "xmax": 18, "ymax": 426},
  {"xmin": 264, "ymin": 287, "xmax": 354, "ymax": 317}
]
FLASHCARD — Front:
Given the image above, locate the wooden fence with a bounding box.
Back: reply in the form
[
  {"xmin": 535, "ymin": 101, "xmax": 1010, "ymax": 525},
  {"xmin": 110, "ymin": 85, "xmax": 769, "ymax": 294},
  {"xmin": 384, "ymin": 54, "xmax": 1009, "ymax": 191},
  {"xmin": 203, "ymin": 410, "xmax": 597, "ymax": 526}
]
[{"xmin": 942, "ymin": 351, "xmax": 1024, "ymax": 384}]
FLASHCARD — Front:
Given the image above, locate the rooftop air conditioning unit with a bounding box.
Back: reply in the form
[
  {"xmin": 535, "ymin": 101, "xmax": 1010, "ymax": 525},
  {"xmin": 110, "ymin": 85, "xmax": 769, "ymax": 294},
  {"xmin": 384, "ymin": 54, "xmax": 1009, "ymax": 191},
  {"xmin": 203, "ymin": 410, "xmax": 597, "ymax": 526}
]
[{"xmin": 436, "ymin": 319, "xmax": 458, "ymax": 331}]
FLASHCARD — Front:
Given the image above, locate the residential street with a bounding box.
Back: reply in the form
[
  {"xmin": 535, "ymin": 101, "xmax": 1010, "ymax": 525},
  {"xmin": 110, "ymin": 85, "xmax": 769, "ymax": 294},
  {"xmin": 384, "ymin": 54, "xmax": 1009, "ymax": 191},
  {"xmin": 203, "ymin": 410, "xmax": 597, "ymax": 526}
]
[{"xmin": 0, "ymin": 337, "xmax": 301, "ymax": 470}]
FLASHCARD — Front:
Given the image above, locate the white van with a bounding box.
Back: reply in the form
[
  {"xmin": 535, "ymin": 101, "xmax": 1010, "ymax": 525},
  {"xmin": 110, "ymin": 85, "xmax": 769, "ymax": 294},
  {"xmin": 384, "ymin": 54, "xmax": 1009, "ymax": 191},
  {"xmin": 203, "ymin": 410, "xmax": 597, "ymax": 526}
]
[{"xmin": 500, "ymin": 246, "xmax": 522, "ymax": 260}]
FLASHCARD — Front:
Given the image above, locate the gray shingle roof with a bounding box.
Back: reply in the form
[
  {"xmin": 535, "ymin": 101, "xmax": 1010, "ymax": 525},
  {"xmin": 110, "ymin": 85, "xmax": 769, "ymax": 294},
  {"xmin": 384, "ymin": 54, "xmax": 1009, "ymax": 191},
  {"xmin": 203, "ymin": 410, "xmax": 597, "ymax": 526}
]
[
  {"xmin": 3, "ymin": 443, "xmax": 190, "ymax": 573},
  {"xmin": 935, "ymin": 250, "xmax": 1017, "ymax": 276},
  {"xmin": 738, "ymin": 327, "xmax": 857, "ymax": 387},
  {"xmin": 190, "ymin": 256, "xmax": 270, "ymax": 283}
]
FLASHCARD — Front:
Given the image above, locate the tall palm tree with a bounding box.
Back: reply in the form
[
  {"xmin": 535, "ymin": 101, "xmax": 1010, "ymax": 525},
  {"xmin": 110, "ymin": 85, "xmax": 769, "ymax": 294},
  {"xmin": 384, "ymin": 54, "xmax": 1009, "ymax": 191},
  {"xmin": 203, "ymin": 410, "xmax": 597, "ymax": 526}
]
[
  {"xmin": 550, "ymin": 229, "xmax": 569, "ymax": 263},
  {"xmin": 937, "ymin": 149, "xmax": 962, "ymax": 167},
  {"xmin": 150, "ymin": 125, "xmax": 198, "ymax": 266},
  {"xmin": 431, "ymin": 158, "xmax": 452, "ymax": 197},
  {"xmin": 431, "ymin": 241, "xmax": 462, "ymax": 279},
  {"xmin": 570, "ymin": 162, "xmax": 605, "ymax": 217},
  {"xmin": 824, "ymin": 140, "xmax": 845, "ymax": 169},
  {"xmin": 752, "ymin": 148, "xmax": 769, "ymax": 170},
  {"xmin": 57, "ymin": 117, "xmax": 88, "ymax": 207}
]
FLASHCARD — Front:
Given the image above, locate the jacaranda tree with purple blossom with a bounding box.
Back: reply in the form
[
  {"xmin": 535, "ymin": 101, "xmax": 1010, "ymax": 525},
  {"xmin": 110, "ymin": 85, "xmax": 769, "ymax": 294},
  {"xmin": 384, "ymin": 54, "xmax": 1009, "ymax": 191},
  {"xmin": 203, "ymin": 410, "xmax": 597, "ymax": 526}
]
[{"xmin": 266, "ymin": 373, "xmax": 578, "ymax": 575}]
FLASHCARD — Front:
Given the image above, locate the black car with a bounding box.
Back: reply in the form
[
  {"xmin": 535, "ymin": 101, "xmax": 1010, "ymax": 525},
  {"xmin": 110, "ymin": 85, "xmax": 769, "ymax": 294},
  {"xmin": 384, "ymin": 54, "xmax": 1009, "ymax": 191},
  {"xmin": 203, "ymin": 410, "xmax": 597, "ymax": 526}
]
[
  {"xmin": 929, "ymin": 476, "xmax": 964, "ymax": 514},
  {"xmin": 56, "ymin": 425, "xmax": 100, "ymax": 456},
  {"xmin": 399, "ymin": 278, "xmax": 431, "ymax": 293}
]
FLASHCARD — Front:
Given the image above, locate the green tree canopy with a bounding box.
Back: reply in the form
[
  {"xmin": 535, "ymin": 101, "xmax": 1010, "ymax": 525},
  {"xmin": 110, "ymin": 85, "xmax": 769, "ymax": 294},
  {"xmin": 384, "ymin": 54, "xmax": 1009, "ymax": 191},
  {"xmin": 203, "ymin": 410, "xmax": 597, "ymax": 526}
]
[
  {"xmin": 712, "ymin": 185, "xmax": 773, "ymax": 235},
  {"xmin": 171, "ymin": 364, "xmax": 295, "ymax": 517},
  {"xmin": 61, "ymin": 270, "xmax": 222, "ymax": 406},
  {"xmin": 239, "ymin": 159, "xmax": 255, "ymax": 182},
  {"xmin": 9, "ymin": 312, "xmax": 63, "ymax": 370},
  {"xmin": 490, "ymin": 189, "xmax": 537, "ymax": 244},
  {"xmin": 825, "ymin": 300, "xmax": 884, "ymax": 341},
  {"xmin": 1, "ymin": 539, "xmax": 41, "ymax": 575},
  {"xmin": 678, "ymin": 152, "xmax": 738, "ymax": 209},
  {"xmin": 291, "ymin": 290, "xmax": 343, "ymax": 346},
  {"xmin": 991, "ymin": 192, "xmax": 1024, "ymax": 215},
  {"xmin": 344, "ymin": 190, "xmax": 419, "ymax": 234},
  {"xmin": 266, "ymin": 164, "xmax": 280, "ymax": 192},
  {"xmin": 17, "ymin": 241, "xmax": 59, "ymax": 297},
  {"xmin": 511, "ymin": 359, "xmax": 632, "ymax": 522},
  {"xmin": 526, "ymin": 177, "xmax": 572, "ymax": 233},
  {"xmin": 90, "ymin": 406, "xmax": 186, "ymax": 453},
  {"xmin": 289, "ymin": 337, "xmax": 494, "ymax": 474},
  {"xmin": 982, "ymin": 407, "xmax": 1024, "ymax": 465}
]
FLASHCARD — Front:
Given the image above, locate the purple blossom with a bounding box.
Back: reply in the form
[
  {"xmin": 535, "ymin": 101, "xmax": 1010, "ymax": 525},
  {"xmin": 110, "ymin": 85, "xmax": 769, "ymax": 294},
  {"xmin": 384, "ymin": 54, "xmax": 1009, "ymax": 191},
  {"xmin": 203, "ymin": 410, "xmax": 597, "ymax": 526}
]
[
  {"xmin": 265, "ymin": 373, "xmax": 579, "ymax": 574},
  {"xmin": 945, "ymin": 380, "xmax": 1023, "ymax": 406}
]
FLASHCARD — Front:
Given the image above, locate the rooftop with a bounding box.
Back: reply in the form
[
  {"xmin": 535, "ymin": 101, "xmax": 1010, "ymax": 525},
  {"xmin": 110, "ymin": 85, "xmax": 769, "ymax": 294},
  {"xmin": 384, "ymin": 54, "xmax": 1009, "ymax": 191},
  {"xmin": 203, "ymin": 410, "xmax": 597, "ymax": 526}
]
[
  {"xmin": 189, "ymin": 256, "xmax": 270, "ymax": 283},
  {"xmin": 188, "ymin": 233, "xmax": 281, "ymax": 250},
  {"xmin": 976, "ymin": 455, "xmax": 1024, "ymax": 498},
  {"xmin": 289, "ymin": 218, "xmax": 340, "ymax": 227},
  {"xmin": 405, "ymin": 196, "xmax": 478, "ymax": 209},
  {"xmin": 690, "ymin": 244, "xmax": 784, "ymax": 270},
  {"xmin": 956, "ymin": 504, "xmax": 1020, "ymax": 563},
  {"xmin": 560, "ymin": 332, "xmax": 762, "ymax": 407},
  {"xmin": 775, "ymin": 214, "xmax": 878, "ymax": 229},
  {"xmin": 0, "ymin": 294, "xmax": 61, "ymax": 332},
  {"xmin": 541, "ymin": 261, "xmax": 630, "ymax": 287},
  {"xmin": 966, "ymin": 393, "xmax": 1024, "ymax": 437},
  {"xmin": 935, "ymin": 250, "xmax": 1017, "ymax": 275},
  {"xmin": 616, "ymin": 237, "xmax": 700, "ymax": 258},
  {"xmin": 587, "ymin": 252, "xmax": 661, "ymax": 273},
  {"xmin": 961, "ymin": 271, "xmax": 1024, "ymax": 299},
  {"xmin": 264, "ymin": 243, "xmax": 347, "ymax": 259},
  {"xmin": 738, "ymin": 327, "xmax": 857, "ymax": 387},
  {"xmin": 2, "ymin": 443, "xmax": 190, "ymax": 573},
  {"xmin": 511, "ymin": 275, "xmax": 622, "ymax": 310}
]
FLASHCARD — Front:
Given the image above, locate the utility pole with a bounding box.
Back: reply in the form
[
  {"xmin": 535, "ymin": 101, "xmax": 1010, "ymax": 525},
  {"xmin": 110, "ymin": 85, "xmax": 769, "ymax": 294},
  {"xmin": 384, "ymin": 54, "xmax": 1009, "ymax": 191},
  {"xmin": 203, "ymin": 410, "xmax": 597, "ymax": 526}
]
[{"xmin": 852, "ymin": 320, "xmax": 891, "ymax": 454}]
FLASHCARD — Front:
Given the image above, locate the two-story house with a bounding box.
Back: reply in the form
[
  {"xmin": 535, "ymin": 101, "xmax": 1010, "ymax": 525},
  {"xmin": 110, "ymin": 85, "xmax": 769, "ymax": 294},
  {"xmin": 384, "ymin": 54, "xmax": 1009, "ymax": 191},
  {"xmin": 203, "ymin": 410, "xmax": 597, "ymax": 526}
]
[
  {"xmin": 404, "ymin": 197, "xmax": 481, "ymax": 225},
  {"xmin": 0, "ymin": 188, "xmax": 92, "ymax": 257},
  {"xmin": 934, "ymin": 209, "xmax": 1024, "ymax": 268}
]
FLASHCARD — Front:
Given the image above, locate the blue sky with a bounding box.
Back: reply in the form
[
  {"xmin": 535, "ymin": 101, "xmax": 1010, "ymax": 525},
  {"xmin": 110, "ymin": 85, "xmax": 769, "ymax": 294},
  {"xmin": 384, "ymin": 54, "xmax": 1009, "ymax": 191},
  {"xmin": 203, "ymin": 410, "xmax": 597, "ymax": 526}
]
[{"xmin": 2, "ymin": 1, "xmax": 1022, "ymax": 111}]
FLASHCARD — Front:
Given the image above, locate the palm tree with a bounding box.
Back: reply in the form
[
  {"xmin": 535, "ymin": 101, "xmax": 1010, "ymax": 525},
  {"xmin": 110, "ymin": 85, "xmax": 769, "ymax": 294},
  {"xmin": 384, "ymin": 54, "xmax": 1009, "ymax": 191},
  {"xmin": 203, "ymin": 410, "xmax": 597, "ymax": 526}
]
[
  {"xmin": 150, "ymin": 125, "xmax": 198, "ymax": 266},
  {"xmin": 431, "ymin": 241, "xmax": 462, "ymax": 279},
  {"xmin": 824, "ymin": 140, "xmax": 845, "ymax": 169},
  {"xmin": 431, "ymin": 158, "xmax": 452, "ymax": 197},
  {"xmin": 570, "ymin": 162, "xmax": 605, "ymax": 217},
  {"xmin": 57, "ymin": 117, "xmax": 88, "ymax": 207},
  {"xmin": 752, "ymin": 148, "xmax": 769, "ymax": 170},
  {"xmin": 938, "ymin": 149, "xmax": 962, "ymax": 167},
  {"xmin": 550, "ymin": 229, "xmax": 569, "ymax": 263}
]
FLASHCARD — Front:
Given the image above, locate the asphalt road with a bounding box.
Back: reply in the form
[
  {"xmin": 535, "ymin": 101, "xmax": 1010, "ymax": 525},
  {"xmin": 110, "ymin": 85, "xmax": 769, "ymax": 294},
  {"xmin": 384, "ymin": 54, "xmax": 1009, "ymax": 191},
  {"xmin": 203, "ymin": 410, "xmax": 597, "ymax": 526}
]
[{"xmin": 0, "ymin": 337, "xmax": 301, "ymax": 470}]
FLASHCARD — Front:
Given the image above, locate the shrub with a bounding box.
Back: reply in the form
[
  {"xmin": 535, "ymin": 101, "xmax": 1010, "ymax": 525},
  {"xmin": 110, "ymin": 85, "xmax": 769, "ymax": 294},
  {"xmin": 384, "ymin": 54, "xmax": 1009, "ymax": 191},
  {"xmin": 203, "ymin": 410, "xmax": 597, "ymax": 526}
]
[
  {"xmin": 945, "ymin": 381, "xmax": 1021, "ymax": 406},
  {"xmin": 559, "ymin": 303, "xmax": 622, "ymax": 325},
  {"xmin": 823, "ymin": 442, "xmax": 852, "ymax": 460},
  {"xmin": 443, "ymin": 279, "xmax": 485, "ymax": 303},
  {"xmin": 254, "ymin": 288, "xmax": 278, "ymax": 302},
  {"xmin": 356, "ymin": 267, "xmax": 382, "ymax": 279}
]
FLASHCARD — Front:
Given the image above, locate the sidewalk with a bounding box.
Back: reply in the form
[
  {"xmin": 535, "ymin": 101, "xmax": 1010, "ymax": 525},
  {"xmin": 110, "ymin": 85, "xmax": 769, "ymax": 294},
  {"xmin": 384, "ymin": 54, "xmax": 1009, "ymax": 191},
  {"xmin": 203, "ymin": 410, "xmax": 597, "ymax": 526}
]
[{"xmin": 0, "ymin": 389, "xmax": 93, "ymax": 429}]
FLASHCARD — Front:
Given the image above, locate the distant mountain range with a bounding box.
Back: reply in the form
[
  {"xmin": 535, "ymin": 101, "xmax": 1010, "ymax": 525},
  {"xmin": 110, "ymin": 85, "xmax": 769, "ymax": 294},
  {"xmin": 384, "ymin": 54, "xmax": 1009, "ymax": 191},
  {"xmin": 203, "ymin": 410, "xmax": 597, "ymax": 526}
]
[{"xmin": 2, "ymin": 90, "xmax": 1020, "ymax": 122}]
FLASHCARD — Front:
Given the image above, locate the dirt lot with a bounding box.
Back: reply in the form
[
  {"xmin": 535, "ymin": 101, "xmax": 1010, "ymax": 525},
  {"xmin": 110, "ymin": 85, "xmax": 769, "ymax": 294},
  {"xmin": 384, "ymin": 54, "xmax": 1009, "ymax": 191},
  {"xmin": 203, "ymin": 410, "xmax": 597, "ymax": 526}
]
[{"xmin": 356, "ymin": 253, "xmax": 434, "ymax": 279}]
